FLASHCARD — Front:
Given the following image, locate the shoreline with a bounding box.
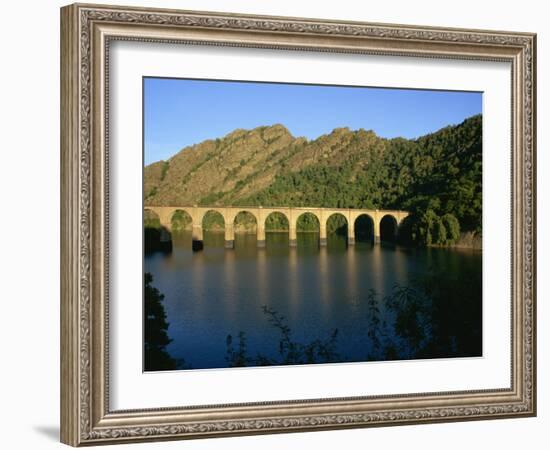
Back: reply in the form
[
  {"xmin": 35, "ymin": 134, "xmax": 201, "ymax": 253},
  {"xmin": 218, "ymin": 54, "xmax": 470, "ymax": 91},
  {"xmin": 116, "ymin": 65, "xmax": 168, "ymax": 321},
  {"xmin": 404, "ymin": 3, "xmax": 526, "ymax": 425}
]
[{"xmin": 167, "ymin": 228, "xmax": 483, "ymax": 250}]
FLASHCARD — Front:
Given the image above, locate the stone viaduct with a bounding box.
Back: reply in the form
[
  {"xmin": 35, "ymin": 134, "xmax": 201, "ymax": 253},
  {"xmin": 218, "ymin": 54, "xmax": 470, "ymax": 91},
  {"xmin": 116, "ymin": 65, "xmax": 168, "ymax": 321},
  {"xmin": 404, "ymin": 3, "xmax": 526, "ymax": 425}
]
[{"xmin": 145, "ymin": 205, "xmax": 409, "ymax": 250}]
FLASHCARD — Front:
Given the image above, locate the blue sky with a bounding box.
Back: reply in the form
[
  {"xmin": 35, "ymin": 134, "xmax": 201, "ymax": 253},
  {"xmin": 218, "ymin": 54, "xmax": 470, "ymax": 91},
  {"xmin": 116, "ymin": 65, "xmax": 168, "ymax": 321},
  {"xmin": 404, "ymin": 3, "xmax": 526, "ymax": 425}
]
[{"xmin": 144, "ymin": 77, "xmax": 482, "ymax": 165}]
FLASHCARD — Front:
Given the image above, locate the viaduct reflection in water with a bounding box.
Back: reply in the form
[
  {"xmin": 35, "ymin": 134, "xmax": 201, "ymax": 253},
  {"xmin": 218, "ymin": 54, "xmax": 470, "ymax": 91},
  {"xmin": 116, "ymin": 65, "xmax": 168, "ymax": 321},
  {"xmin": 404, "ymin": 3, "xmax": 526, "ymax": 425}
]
[{"xmin": 144, "ymin": 231, "xmax": 482, "ymax": 371}]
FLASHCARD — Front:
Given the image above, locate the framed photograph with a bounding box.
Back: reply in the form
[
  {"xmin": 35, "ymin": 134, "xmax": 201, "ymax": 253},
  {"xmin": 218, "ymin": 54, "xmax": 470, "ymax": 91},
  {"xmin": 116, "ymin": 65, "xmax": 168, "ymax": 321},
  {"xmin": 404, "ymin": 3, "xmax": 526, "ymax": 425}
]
[{"xmin": 60, "ymin": 3, "xmax": 536, "ymax": 446}]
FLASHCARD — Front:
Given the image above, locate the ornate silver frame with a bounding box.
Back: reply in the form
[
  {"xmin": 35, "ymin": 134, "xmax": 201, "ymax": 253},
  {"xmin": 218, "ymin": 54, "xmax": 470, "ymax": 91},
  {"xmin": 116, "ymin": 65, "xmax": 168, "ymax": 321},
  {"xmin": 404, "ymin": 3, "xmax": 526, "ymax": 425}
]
[{"xmin": 60, "ymin": 3, "xmax": 537, "ymax": 446}]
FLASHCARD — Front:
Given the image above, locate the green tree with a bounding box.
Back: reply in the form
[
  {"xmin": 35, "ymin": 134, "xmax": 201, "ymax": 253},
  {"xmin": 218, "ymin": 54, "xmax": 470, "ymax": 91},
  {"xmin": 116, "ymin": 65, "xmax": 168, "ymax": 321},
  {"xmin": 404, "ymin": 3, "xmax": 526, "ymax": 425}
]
[
  {"xmin": 144, "ymin": 273, "xmax": 177, "ymax": 371},
  {"xmin": 171, "ymin": 210, "xmax": 192, "ymax": 232},
  {"xmin": 202, "ymin": 211, "xmax": 225, "ymax": 231},
  {"xmin": 442, "ymin": 213, "xmax": 460, "ymax": 244},
  {"xmin": 433, "ymin": 218, "xmax": 447, "ymax": 245},
  {"xmin": 414, "ymin": 209, "xmax": 439, "ymax": 246}
]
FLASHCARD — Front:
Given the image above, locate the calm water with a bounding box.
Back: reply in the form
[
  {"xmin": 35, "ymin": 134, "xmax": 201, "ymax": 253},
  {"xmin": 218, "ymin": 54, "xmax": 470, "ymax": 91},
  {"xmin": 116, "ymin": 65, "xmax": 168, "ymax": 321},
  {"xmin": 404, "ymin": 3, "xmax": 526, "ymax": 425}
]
[{"xmin": 145, "ymin": 231, "xmax": 482, "ymax": 370}]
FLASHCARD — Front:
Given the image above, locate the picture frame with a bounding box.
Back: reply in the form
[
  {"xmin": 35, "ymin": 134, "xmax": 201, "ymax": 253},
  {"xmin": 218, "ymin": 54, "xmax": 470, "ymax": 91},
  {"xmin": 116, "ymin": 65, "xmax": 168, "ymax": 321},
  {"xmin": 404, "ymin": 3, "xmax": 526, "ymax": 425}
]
[{"xmin": 60, "ymin": 2, "xmax": 536, "ymax": 446}]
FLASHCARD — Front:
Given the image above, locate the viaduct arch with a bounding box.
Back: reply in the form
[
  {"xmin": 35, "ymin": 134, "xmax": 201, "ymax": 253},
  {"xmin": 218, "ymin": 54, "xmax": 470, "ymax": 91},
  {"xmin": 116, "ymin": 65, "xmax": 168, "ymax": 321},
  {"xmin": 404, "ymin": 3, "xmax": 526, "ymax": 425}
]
[{"xmin": 144, "ymin": 205, "xmax": 410, "ymax": 251}]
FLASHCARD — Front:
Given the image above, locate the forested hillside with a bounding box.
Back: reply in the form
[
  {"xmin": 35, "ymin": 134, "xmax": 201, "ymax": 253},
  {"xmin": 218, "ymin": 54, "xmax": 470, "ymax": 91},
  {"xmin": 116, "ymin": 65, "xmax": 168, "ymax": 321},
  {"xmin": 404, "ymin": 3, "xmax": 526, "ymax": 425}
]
[{"xmin": 144, "ymin": 115, "xmax": 482, "ymax": 246}]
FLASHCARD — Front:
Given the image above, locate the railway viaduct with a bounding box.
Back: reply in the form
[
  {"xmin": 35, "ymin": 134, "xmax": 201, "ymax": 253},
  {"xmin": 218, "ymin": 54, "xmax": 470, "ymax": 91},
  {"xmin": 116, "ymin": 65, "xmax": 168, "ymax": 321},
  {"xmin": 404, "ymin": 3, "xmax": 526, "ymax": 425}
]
[{"xmin": 145, "ymin": 205, "xmax": 409, "ymax": 250}]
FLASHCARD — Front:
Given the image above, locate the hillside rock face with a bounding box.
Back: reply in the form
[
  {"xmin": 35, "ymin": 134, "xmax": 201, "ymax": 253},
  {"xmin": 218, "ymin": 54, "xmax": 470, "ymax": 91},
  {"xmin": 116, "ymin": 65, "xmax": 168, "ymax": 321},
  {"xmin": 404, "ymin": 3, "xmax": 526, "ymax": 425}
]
[
  {"xmin": 145, "ymin": 124, "xmax": 300, "ymax": 205},
  {"xmin": 144, "ymin": 123, "xmax": 386, "ymax": 206}
]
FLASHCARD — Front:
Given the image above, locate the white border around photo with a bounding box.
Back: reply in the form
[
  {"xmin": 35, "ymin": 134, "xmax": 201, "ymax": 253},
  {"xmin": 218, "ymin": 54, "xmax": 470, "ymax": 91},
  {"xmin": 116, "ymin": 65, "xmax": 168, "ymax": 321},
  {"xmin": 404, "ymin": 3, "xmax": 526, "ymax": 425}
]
[{"xmin": 109, "ymin": 41, "xmax": 511, "ymax": 411}]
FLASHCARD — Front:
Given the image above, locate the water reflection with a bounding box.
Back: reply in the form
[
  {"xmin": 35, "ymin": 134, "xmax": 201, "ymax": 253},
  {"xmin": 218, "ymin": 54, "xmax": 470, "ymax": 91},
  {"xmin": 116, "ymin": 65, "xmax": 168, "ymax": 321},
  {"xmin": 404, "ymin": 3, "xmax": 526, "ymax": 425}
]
[{"xmin": 145, "ymin": 230, "xmax": 482, "ymax": 370}]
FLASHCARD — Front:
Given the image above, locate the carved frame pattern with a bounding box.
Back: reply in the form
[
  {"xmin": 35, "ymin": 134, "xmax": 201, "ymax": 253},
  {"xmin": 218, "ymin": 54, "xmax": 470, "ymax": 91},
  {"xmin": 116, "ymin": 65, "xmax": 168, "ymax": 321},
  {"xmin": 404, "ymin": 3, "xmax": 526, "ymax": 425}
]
[{"xmin": 60, "ymin": 3, "xmax": 536, "ymax": 446}]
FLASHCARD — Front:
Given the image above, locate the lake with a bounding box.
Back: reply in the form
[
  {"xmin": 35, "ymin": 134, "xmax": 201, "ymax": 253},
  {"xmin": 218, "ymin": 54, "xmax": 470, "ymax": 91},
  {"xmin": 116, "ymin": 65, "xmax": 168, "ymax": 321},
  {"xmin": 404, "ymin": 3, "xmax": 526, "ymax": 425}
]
[{"xmin": 144, "ymin": 231, "xmax": 482, "ymax": 370}]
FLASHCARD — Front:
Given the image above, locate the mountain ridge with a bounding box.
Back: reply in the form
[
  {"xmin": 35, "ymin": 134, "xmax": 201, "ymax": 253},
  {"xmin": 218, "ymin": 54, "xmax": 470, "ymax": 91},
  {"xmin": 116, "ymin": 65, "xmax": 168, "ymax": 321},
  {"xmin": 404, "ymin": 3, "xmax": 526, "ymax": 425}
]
[
  {"xmin": 145, "ymin": 122, "xmax": 393, "ymax": 207},
  {"xmin": 144, "ymin": 114, "xmax": 482, "ymax": 239}
]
